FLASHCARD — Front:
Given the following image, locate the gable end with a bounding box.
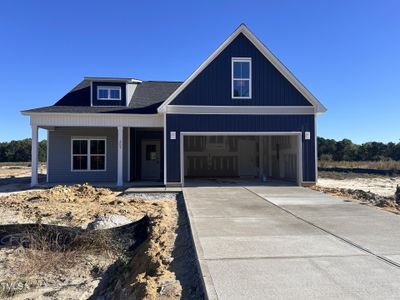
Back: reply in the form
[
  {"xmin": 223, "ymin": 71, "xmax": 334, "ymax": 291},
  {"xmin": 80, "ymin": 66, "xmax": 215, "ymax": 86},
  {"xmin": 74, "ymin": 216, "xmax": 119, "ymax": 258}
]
[{"xmin": 158, "ymin": 24, "xmax": 326, "ymax": 113}]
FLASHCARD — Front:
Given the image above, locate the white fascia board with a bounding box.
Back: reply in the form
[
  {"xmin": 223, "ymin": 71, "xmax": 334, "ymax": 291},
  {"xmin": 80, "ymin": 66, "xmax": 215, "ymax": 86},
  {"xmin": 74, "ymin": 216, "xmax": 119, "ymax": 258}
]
[
  {"xmin": 26, "ymin": 112, "xmax": 164, "ymax": 128},
  {"xmin": 158, "ymin": 24, "xmax": 327, "ymax": 114},
  {"xmin": 166, "ymin": 105, "xmax": 315, "ymax": 115},
  {"xmin": 84, "ymin": 77, "xmax": 142, "ymax": 83}
]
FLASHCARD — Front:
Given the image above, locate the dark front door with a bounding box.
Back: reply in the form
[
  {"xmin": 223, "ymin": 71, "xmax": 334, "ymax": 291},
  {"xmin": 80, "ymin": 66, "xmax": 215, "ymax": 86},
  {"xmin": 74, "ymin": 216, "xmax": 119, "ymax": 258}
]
[{"xmin": 141, "ymin": 140, "xmax": 161, "ymax": 180}]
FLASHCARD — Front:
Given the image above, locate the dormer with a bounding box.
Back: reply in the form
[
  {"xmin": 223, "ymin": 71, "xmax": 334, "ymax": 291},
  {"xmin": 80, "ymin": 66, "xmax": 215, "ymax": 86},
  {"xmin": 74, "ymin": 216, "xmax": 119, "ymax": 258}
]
[{"xmin": 85, "ymin": 77, "xmax": 142, "ymax": 107}]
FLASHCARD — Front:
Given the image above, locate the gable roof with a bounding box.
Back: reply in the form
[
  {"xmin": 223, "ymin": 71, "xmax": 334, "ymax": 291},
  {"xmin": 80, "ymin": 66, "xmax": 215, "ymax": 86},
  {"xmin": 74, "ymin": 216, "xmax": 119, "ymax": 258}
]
[
  {"xmin": 158, "ymin": 24, "xmax": 326, "ymax": 113},
  {"xmin": 22, "ymin": 80, "xmax": 182, "ymax": 115}
]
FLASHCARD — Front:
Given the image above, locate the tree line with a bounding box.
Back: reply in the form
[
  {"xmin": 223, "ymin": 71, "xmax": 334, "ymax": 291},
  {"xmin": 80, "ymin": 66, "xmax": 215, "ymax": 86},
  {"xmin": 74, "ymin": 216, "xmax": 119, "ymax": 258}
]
[
  {"xmin": 0, "ymin": 139, "xmax": 47, "ymax": 162},
  {"xmin": 0, "ymin": 137, "xmax": 399, "ymax": 163},
  {"xmin": 318, "ymin": 137, "xmax": 400, "ymax": 161}
]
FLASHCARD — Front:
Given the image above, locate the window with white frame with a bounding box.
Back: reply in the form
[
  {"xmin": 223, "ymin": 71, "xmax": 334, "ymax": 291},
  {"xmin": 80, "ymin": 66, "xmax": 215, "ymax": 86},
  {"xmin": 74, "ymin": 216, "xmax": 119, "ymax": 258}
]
[
  {"xmin": 232, "ymin": 58, "xmax": 252, "ymax": 99},
  {"xmin": 72, "ymin": 138, "xmax": 106, "ymax": 171},
  {"xmin": 97, "ymin": 86, "xmax": 121, "ymax": 100}
]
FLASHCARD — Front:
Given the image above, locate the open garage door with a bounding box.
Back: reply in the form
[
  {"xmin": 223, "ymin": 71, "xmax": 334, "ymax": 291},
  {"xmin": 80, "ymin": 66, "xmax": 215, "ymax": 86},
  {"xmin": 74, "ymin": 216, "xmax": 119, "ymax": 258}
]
[{"xmin": 182, "ymin": 134, "xmax": 301, "ymax": 185}]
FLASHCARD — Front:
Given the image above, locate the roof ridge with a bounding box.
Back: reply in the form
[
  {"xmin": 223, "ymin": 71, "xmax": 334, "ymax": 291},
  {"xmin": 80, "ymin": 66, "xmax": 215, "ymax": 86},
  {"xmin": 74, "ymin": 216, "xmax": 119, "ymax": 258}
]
[{"xmin": 143, "ymin": 80, "xmax": 183, "ymax": 83}]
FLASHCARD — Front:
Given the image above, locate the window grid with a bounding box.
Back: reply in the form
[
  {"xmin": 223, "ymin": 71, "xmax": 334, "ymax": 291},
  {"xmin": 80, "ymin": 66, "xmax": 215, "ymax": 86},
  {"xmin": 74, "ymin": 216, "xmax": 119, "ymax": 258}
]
[
  {"xmin": 97, "ymin": 86, "xmax": 121, "ymax": 100},
  {"xmin": 71, "ymin": 138, "xmax": 106, "ymax": 171},
  {"xmin": 232, "ymin": 58, "xmax": 252, "ymax": 99}
]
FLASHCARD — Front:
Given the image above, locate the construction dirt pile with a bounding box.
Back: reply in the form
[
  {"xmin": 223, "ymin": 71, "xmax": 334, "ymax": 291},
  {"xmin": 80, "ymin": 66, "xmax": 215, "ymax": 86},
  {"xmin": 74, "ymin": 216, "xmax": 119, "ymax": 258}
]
[
  {"xmin": 0, "ymin": 184, "xmax": 203, "ymax": 299},
  {"xmin": 317, "ymin": 171, "xmax": 400, "ymax": 198},
  {"xmin": 311, "ymin": 185, "xmax": 399, "ymax": 213}
]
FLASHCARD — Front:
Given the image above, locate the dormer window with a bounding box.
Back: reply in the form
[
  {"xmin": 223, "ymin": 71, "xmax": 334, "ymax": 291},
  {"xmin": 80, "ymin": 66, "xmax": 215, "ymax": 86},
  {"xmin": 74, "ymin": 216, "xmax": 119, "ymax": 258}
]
[
  {"xmin": 232, "ymin": 58, "xmax": 252, "ymax": 99},
  {"xmin": 97, "ymin": 86, "xmax": 121, "ymax": 100}
]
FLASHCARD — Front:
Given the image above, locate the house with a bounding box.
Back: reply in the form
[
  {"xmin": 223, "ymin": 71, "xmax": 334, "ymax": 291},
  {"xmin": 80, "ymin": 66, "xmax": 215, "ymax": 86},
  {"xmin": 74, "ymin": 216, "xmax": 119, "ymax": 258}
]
[{"xmin": 22, "ymin": 24, "xmax": 326, "ymax": 187}]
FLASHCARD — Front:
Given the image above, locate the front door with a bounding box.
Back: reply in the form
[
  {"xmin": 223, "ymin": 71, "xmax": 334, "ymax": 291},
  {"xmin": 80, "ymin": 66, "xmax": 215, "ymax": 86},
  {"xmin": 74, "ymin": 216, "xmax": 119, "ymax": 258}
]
[{"xmin": 141, "ymin": 140, "xmax": 161, "ymax": 180}]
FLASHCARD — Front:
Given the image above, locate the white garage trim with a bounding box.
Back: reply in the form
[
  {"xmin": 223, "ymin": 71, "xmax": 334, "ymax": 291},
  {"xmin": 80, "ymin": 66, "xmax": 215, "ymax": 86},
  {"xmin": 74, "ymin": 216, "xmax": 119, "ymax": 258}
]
[
  {"xmin": 165, "ymin": 105, "xmax": 316, "ymax": 114},
  {"xmin": 178, "ymin": 131, "xmax": 303, "ymax": 187}
]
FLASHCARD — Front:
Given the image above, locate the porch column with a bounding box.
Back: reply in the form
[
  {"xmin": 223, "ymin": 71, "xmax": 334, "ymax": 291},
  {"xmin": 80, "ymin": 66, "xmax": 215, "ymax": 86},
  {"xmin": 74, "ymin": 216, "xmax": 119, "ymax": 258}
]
[
  {"xmin": 117, "ymin": 126, "xmax": 123, "ymax": 187},
  {"xmin": 31, "ymin": 125, "xmax": 38, "ymax": 187}
]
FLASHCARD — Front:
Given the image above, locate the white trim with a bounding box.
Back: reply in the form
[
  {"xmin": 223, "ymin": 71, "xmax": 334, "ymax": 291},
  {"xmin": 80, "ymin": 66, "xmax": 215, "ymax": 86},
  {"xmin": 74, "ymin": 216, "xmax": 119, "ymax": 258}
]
[
  {"xmin": 90, "ymin": 81, "xmax": 93, "ymax": 106},
  {"xmin": 46, "ymin": 130, "xmax": 49, "ymax": 183},
  {"xmin": 25, "ymin": 113, "xmax": 163, "ymax": 128},
  {"xmin": 117, "ymin": 126, "xmax": 123, "ymax": 186},
  {"xmin": 84, "ymin": 76, "xmax": 142, "ymax": 83},
  {"xmin": 179, "ymin": 131, "xmax": 303, "ymax": 187},
  {"xmin": 163, "ymin": 113, "xmax": 167, "ymax": 185},
  {"xmin": 165, "ymin": 105, "xmax": 315, "ymax": 114},
  {"xmin": 158, "ymin": 24, "xmax": 326, "ymax": 113},
  {"xmin": 70, "ymin": 137, "xmax": 107, "ymax": 172},
  {"xmin": 31, "ymin": 125, "xmax": 38, "ymax": 187},
  {"xmin": 314, "ymin": 115, "xmax": 318, "ymax": 183},
  {"xmin": 128, "ymin": 127, "xmax": 131, "ymax": 182},
  {"xmin": 180, "ymin": 131, "xmax": 302, "ymax": 136},
  {"xmin": 231, "ymin": 57, "xmax": 252, "ymax": 99},
  {"xmin": 96, "ymin": 86, "xmax": 122, "ymax": 101},
  {"xmin": 125, "ymin": 84, "xmax": 128, "ymax": 107},
  {"xmin": 297, "ymin": 134, "xmax": 303, "ymax": 185}
]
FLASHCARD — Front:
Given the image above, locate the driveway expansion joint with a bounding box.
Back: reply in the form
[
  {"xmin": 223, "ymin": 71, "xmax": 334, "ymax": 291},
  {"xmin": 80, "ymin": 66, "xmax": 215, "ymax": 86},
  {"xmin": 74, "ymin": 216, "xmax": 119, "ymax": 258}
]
[{"xmin": 243, "ymin": 186, "xmax": 400, "ymax": 270}]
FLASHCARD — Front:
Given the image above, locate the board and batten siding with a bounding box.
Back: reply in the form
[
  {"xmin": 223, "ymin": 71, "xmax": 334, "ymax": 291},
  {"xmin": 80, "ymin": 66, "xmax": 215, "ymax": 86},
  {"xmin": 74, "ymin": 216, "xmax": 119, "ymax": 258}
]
[
  {"xmin": 48, "ymin": 127, "xmax": 129, "ymax": 183},
  {"xmin": 170, "ymin": 33, "xmax": 312, "ymax": 107},
  {"xmin": 166, "ymin": 114, "xmax": 316, "ymax": 183}
]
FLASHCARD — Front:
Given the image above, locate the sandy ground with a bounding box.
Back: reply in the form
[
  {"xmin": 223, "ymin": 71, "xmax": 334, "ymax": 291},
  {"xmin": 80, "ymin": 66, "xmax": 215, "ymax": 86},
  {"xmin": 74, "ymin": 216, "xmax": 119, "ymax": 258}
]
[
  {"xmin": 0, "ymin": 185, "xmax": 203, "ymax": 299},
  {"xmin": 0, "ymin": 164, "xmax": 46, "ymax": 180},
  {"xmin": 0, "ymin": 164, "xmax": 46, "ymax": 195},
  {"xmin": 318, "ymin": 171, "xmax": 400, "ymax": 198}
]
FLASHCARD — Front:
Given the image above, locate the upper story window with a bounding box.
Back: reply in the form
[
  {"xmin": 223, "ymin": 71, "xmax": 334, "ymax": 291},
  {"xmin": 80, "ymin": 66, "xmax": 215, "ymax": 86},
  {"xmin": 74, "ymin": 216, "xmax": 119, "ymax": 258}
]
[
  {"xmin": 97, "ymin": 86, "xmax": 121, "ymax": 100},
  {"xmin": 232, "ymin": 58, "xmax": 252, "ymax": 99}
]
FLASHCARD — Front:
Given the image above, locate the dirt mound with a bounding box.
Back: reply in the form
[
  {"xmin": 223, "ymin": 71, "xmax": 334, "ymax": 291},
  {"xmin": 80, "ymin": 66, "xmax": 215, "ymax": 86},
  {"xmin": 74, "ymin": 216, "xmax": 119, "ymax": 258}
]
[
  {"xmin": 0, "ymin": 185, "xmax": 203, "ymax": 299},
  {"xmin": 312, "ymin": 185, "xmax": 398, "ymax": 211},
  {"xmin": 37, "ymin": 183, "xmax": 115, "ymax": 203}
]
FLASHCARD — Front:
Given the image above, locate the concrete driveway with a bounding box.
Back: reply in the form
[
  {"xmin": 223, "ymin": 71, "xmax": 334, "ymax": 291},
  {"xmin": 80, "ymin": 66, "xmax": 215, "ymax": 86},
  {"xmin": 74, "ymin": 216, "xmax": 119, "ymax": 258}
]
[{"xmin": 183, "ymin": 185, "xmax": 400, "ymax": 299}]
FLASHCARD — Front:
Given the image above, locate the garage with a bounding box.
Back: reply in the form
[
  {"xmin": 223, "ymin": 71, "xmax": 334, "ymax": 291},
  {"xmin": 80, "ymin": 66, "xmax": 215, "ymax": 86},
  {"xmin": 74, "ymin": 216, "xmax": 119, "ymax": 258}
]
[{"xmin": 182, "ymin": 133, "xmax": 302, "ymax": 185}]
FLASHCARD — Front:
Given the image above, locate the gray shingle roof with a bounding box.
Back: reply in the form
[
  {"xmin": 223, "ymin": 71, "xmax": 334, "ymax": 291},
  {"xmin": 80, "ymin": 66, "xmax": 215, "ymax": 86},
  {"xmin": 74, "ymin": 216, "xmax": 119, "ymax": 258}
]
[{"xmin": 22, "ymin": 80, "xmax": 182, "ymax": 114}]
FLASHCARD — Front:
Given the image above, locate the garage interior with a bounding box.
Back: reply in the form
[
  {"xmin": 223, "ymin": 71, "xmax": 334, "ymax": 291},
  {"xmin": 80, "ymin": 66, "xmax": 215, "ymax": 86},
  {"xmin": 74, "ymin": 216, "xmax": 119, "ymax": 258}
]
[{"xmin": 183, "ymin": 135, "xmax": 300, "ymax": 185}]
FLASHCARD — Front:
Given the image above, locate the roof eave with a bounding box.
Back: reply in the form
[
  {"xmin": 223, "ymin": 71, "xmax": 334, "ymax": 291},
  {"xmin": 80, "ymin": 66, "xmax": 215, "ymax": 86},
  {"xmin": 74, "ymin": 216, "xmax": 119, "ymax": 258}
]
[{"xmin": 84, "ymin": 76, "xmax": 142, "ymax": 83}]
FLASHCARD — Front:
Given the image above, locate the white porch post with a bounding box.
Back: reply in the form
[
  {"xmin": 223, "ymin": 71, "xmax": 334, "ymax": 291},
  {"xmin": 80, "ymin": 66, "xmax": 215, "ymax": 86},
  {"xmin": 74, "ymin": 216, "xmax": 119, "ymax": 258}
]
[
  {"xmin": 117, "ymin": 126, "xmax": 123, "ymax": 187},
  {"xmin": 31, "ymin": 125, "xmax": 38, "ymax": 187}
]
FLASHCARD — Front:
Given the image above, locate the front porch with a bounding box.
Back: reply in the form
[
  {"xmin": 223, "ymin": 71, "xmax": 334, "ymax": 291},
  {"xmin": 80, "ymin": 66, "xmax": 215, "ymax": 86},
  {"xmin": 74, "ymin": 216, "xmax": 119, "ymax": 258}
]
[{"xmin": 30, "ymin": 126, "xmax": 164, "ymax": 187}]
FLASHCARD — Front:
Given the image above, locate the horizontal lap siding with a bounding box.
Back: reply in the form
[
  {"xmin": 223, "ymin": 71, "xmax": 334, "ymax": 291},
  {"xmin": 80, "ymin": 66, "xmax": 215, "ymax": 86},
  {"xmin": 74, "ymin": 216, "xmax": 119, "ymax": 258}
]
[
  {"xmin": 170, "ymin": 33, "xmax": 312, "ymax": 107},
  {"xmin": 166, "ymin": 114, "xmax": 315, "ymax": 183},
  {"xmin": 48, "ymin": 127, "xmax": 129, "ymax": 183}
]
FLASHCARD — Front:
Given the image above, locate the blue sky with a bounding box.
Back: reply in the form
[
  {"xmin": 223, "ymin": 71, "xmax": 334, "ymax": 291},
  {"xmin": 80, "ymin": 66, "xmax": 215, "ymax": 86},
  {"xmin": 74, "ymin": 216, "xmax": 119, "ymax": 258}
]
[{"xmin": 0, "ymin": 0, "xmax": 399, "ymax": 143}]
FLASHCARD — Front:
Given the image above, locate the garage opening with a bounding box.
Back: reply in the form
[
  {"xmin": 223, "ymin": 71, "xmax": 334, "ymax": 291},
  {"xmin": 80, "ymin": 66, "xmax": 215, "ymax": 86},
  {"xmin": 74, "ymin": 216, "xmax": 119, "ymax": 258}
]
[{"xmin": 182, "ymin": 134, "xmax": 301, "ymax": 185}]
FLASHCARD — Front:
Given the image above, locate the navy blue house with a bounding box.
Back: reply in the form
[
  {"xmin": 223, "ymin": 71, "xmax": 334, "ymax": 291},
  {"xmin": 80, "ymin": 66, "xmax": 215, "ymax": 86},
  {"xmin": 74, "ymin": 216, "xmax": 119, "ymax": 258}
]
[{"xmin": 23, "ymin": 24, "xmax": 326, "ymax": 187}]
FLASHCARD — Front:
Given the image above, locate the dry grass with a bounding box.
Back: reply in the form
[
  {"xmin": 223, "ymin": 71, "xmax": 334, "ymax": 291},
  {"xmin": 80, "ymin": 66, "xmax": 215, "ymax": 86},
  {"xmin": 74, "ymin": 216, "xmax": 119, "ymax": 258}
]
[
  {"xmin": 319, "ymin": 160, "xmax": 400, "ymax": 170},
  {"xmin": 0, "ymin": 184, "xmax": 194, "ymax": 299},
  {"xmin": 15, "ymin": 225, "xmax": 125, "ymax": 276}
]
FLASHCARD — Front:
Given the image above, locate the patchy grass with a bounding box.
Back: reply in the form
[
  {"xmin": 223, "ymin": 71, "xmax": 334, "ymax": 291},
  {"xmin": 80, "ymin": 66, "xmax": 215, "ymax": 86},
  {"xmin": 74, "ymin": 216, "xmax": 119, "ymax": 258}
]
[
  {"xmin": 319, "ymin": 160, "xmax": 400, "ymax": 170},
  {"xmin": 318, "ymin": 171, "xmax": 399, "ymax": 180}
]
